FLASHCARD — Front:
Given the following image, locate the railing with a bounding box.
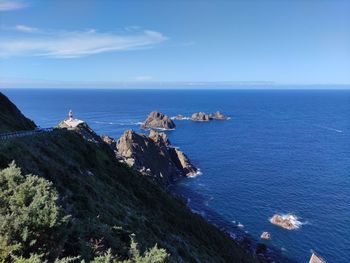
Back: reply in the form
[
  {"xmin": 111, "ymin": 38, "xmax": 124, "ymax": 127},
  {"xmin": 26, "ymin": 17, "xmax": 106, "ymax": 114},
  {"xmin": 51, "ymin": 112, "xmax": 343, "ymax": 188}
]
[{"xmin": 0, "ymin": 128, "xmax": 54, "ymax": 140}]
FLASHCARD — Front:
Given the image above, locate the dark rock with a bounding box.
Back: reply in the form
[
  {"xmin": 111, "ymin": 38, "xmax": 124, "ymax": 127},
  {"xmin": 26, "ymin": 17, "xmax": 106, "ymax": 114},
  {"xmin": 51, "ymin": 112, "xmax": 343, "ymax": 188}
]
[
  {"xmin": 0, "ymin": 92, "xmax": 36, "ymax": 133},
  {"xmin": 141, "ymin": 111, "xmax": 176, "ymax": 130}
]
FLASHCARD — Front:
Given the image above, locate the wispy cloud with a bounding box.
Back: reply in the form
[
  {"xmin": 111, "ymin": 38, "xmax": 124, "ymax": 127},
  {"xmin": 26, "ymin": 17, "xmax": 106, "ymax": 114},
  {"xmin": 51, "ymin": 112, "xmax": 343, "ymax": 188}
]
[
  {"xmin": 0, "ymin": 27, "xmax": 168, "ymax": 58},
  {"xmin": 14, "ymin": 24, "xmax": 39, "ymax": 33},
  {"xmin": 0, "ymin": 0, "xmax": 27, "ymax": 11}
]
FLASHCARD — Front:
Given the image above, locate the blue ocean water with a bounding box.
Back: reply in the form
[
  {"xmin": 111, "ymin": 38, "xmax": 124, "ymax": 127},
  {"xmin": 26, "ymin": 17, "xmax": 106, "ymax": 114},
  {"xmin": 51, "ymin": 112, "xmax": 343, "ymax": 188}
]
[{"xmin": 2, "ymin": 88, "xmax": 350, "ymax": 263}]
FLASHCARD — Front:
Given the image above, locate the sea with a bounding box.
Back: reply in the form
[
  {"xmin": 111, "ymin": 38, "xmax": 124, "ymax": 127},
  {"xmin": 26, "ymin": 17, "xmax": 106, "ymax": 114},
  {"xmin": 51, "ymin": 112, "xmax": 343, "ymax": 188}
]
[{"xmin": 2, "ymin": 88, "xmax": 350, "ymax": 263}]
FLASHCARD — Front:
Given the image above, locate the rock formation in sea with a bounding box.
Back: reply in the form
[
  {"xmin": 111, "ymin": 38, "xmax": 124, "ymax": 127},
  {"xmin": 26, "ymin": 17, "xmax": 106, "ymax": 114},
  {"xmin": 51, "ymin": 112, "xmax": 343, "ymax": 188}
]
[
  {"xmin": 260, "ymin": 232, "xmax": 271, "ymax": 240},
  {"xmin": 141, "ymin": 111, "xmax": 176, "ymax": 130},
  {"xmin": 191, "ymin": 111, "xmax": 229, "ymax": 121},
  {"xmin": 270, "ymin": 214, "xmax": 301, "ymax": 230},
  {"xmin": 105, "ymin": 129, "xmax": 197, "ymax": 185},
  {"xmin": 191, "ymin": 112, "xmax": 212, "ymax": 121},
  {"xmin": 211, "ymin": 111, "xmax": 229, "ymax": 120}
]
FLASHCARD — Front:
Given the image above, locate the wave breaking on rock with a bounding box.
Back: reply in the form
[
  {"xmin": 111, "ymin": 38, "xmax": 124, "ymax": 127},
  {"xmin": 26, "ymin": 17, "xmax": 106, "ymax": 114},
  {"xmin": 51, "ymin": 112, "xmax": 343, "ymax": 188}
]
[{"xmin": 269, "ymin": 213, "xmax": 303, "ymax": 230}]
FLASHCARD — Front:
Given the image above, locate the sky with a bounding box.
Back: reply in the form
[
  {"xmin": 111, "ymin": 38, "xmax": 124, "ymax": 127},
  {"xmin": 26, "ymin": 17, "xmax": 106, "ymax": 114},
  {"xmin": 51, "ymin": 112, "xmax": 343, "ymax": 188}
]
[{"xmin": 0, "ymin": 0, "xmax": 349, "ymax": 88}]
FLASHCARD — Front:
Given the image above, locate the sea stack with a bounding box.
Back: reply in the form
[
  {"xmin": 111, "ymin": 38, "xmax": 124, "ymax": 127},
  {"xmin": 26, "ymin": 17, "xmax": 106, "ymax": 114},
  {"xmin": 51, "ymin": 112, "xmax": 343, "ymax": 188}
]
[
  {"xmin": 191, "ymin": 112, "xmax": 212, "ymax": 121},
  {"xmin": 141, "ymin": 111, "xmax": 176, "ymax": 130}
]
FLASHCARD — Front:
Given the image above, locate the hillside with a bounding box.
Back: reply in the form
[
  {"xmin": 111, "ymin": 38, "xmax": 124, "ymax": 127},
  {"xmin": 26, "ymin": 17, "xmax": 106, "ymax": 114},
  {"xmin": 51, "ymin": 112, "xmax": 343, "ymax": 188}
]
[
  {"xmin": 0, "ymin": 92, "xmax": 36, "ymax": 133},
  {"xmin": 0, "ymin": 131, "xmax": 262, "ymax": 262}
]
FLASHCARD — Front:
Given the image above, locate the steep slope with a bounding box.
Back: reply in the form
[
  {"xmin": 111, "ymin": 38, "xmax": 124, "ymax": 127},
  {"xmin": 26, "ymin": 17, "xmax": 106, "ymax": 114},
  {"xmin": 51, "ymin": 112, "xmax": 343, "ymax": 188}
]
[
  {"xmin": 0, "ymin": 92, "xmax": 36, "ymax": 133},
  {"xmin": 0, "ymin": 129, "xmax": 262, "ymax": 262}
]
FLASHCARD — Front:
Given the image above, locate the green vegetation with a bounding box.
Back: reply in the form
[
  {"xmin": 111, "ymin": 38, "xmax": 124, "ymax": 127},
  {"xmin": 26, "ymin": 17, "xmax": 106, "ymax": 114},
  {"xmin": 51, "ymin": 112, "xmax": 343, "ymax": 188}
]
[
  {"xmin": 0, "ymin": 162, "xmax": 68, "ymax": 260},
  {"xmin": 0, "ymin": 129, "xmax": 259, "ymax": 262}
]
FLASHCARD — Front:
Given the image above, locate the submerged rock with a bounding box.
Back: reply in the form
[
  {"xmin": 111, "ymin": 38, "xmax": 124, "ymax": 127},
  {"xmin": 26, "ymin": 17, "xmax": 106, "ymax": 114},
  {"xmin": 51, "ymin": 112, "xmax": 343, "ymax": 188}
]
[
  {"xmin": 112, "ymin": 129, "xmax": 197, "ymax": 185},
  {"xmin": 270, "ymin": 214, "xmax": 302, "ymax": 230},
  {"xmin": 141, "ymin": 111, "xmax": 176, "ymax": 130}
]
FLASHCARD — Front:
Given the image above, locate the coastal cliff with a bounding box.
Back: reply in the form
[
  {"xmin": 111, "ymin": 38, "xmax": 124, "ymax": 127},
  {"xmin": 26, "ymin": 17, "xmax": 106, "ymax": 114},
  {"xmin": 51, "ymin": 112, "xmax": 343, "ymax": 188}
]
[
  {"xmin": 0, "ymin": 92, "xmax": 36, "ymax": 132},
  {"xmin": 0, "ymin": 92, "xmax": 262, "ymax": 263}
]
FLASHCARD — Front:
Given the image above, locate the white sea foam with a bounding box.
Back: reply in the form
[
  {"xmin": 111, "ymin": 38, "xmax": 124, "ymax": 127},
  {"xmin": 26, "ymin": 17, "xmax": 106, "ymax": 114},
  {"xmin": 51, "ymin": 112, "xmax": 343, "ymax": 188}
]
[
  {"xmin": 315, "ymin": 125, "xmax": 343, "ymax": 133},
  {"xmin": 188, "ymin": 169, "xmax": 202, "ymax": 178},
  {"xmin": 171, "ymin": 116, "xmax": 191, "ymax": 120},
  {"xmin": 237, "ymin": 222, "xmax": 244, "ymax": 228}
]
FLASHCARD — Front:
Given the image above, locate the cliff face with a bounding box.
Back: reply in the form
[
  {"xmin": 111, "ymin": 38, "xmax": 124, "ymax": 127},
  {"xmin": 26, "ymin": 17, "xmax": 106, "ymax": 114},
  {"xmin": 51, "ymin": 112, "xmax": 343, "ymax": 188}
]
[
  {"xmin": 0, "ymin": 92, "xmax": 36, "ymax": 133},
  {"xmin": 111, "ymin": 130, "xmax": 197, "ymax": 185}
]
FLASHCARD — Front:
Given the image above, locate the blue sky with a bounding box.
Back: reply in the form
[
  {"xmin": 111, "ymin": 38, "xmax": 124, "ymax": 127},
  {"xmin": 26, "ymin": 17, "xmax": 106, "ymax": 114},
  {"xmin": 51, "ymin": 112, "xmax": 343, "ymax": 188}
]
[{"xmin": 0, "ymin": 0, "xmax": 349, "ymax": 88}]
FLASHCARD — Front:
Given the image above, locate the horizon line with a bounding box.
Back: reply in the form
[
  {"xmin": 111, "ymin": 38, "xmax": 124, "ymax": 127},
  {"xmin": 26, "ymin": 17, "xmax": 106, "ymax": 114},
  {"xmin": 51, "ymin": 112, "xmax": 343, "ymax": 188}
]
[{"xmin": 1, "ymin": 80, "xmax": 350, "ymax": 89}]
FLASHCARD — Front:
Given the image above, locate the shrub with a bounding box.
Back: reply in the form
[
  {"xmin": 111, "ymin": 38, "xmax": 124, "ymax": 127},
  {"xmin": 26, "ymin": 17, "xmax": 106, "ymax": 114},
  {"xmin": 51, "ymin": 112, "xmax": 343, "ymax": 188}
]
[{"xmin": 0, "ymin": 162, "xmax": 69, "ymax": 261}]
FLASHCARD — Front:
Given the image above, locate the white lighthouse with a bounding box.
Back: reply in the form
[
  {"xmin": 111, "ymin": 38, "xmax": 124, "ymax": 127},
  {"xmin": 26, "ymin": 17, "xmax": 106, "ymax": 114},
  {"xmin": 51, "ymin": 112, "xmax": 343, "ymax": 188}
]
[
  {"xmin": 68, "ymin": 110, "xmax": 73, "ymax": 121},
  {"xmin": 64, "ymin": 110, "xmax": 84, "ymax": 129}
]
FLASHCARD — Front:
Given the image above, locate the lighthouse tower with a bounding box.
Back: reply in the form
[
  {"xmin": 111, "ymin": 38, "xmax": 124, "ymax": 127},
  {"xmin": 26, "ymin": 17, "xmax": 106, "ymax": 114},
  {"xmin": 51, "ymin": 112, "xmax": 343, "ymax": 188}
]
[{"xmin": 68, "ymin": 110, "xmax": 74, "ymax": 121}]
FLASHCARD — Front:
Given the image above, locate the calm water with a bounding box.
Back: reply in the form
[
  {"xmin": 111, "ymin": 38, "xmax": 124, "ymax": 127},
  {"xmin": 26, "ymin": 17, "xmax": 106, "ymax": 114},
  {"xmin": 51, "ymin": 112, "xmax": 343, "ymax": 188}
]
[{"xmin": 2, "ymin": 89, "xmax": 350, "ymax": 263}]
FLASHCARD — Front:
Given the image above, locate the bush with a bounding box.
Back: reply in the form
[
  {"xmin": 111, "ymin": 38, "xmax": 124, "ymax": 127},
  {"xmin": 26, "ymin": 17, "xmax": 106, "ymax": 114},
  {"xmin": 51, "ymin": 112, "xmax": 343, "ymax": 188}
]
[
  {"xmin": 0, "ymin": 162, "xmax": 69, "ymax": 261},
  {"xmin": 90, "ymin": 236, "xmax": 169, "ymax": 263}
]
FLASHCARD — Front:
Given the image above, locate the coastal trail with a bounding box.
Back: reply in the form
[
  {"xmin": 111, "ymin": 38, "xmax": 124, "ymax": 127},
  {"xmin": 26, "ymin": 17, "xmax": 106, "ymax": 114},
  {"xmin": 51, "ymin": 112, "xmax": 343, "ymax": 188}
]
[{"xmin": 0, "ymin": 128, "xmax": 53, "ymax": 141}]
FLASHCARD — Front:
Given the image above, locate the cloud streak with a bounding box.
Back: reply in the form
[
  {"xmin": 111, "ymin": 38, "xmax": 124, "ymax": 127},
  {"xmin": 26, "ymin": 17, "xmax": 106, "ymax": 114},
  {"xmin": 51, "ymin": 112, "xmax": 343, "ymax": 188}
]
[
  {"xmin": 0, "ymin": 0, "xmax": 27, "ymax": 11},
  {"xmin": 0, "ymin": 27, "xmax": 167, "ymax": 58},
  {"xmin": 14, "ymin": 24, "xmax": 39, "ymax": 33}
]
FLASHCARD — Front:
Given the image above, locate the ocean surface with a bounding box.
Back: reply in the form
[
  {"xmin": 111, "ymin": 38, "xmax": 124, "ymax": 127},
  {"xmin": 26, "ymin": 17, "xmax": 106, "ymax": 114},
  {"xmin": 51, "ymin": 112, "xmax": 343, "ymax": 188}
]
[{"xmin": 2, "ymin": 88, "xmax": 350, "ymax": 263}]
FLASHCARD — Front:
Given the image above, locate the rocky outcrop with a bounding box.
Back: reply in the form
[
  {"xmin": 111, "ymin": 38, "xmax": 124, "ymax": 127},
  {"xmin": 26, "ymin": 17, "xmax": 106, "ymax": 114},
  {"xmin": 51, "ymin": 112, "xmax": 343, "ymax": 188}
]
[
  {"xmin": 191, "ymin": 112, "xmax": 212, "ymax": 121},
  {"xmin": 191, "ymin": 111, "xmax": 229, "ymax": 121},
  {"xmin": 211, "ymin": 111, "xmax": 229, "ymax": 120},
  {"xmin": 260, "ymin": 232, "xmax": 271, "ymax": 240},
  {"xmin": 270, "ymin": 214, "xmax": 301, "ymax": 230},
  {"xmin": 58, "ymin": 120, "xmax": 102, "ymax": 143},
  {"xmin": 108, "ymin": 129, "xmax": 197, "ymax": 185},
  {"xmin": 101, "ymin": 135, "xmax": 117, "ymax": 148},
  {"xmin": 141, "ymin": 111, "xmax": 176, "ymax": 130},
  {"xmin": 0, "ymin": 92, "xmax": 36, "ymax": 133}
]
